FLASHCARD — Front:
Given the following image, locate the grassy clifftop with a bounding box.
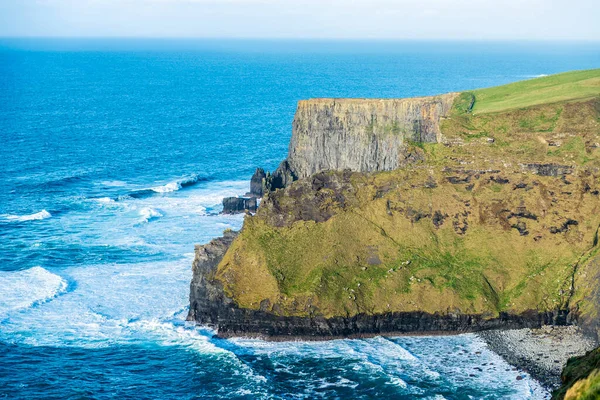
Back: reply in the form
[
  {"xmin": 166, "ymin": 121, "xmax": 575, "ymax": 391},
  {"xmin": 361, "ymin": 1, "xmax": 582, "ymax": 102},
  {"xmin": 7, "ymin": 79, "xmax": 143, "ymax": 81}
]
[
  {"xmin": 469, "ymin": 69, "xmax": 600, "ymax": 114},
  {"xmin": 211, "ymin": 70, "xmax": 600, "ymax": 327}
]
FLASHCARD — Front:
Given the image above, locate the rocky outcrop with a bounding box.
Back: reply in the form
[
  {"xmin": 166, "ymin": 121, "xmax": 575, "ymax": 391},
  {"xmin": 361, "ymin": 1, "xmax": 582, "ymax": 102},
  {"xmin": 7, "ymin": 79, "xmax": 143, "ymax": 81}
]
[
  {"xmin": 285, "ymin": 94, "xmax": 457, "ymax": 179},
  {"xmin": 264, "ymin": 160, "xmax": 297, "ymax": 192},
  {"xmin": 222, "ymin": 197, "xmax": 257, "ymax": 214},
  {"xmin": 520, "ymin": 163, "xmax": 574, "ymax": 177},
  {"xmin": 248, "ymin": 168, "xmax": 266, "ymax": 197},
  {"xmin": 222, "ymin": 168, "xmax": 266, "ymax": 215},
  {"xmin": 187, "ymin": 230, "xmax": 239, "ymax": 325}
]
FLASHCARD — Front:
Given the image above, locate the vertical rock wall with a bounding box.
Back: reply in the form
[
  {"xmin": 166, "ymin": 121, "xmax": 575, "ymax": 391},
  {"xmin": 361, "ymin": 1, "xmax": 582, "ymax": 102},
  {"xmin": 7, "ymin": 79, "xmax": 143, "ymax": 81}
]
[{"xmin": 287, "ymin": 94, "xmax": 458, "ymax": 179}]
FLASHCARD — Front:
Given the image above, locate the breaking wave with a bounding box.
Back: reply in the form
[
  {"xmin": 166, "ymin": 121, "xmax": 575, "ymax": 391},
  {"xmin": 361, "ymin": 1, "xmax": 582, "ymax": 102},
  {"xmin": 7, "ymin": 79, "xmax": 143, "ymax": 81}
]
[
  {"xmin": 150, "ymin": 174, "xmax": 207, "ymax": 193},
  {"xmin": 138, "ymin": 207, "xmax": 163, "ymax": 223},
  {"xmin": 124, "ymin": 174, "xmax": 209, "ymax": 199},
  {"xmin": 2, "ymin": 210, "xmax": 52, "ymax": 222}
]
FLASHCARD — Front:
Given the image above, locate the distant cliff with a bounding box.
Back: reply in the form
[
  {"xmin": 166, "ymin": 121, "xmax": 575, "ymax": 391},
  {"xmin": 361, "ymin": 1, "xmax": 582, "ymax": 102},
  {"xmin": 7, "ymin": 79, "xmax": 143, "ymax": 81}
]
[
  {"xmin": 285, "ymin": 94, "xmax": 458, "ymax": 179},
  {"xmin": 189, "ymin": 69, "xmax": 600, "ymax": 339}
]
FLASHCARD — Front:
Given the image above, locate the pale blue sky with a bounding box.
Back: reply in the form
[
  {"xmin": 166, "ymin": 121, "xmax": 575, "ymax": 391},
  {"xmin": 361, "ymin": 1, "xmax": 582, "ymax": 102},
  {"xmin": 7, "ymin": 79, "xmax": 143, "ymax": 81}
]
[{"xmin": 1, "ymin": 0, "xmax": 599, "ymax": 40}]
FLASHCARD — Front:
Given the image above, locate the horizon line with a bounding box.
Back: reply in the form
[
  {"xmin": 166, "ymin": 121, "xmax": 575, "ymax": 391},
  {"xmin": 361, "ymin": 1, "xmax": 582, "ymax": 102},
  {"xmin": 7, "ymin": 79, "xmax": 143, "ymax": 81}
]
[{"xmin": 1, "ymin": 36, "xmax": 600, "ymax": 43}]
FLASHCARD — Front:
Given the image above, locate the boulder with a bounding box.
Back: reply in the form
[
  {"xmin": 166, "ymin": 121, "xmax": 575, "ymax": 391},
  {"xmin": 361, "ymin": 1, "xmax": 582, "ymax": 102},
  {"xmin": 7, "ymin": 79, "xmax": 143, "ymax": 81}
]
[{"xmin": 222, "ymin": 197, "xmax": 257, "ymax": 214}]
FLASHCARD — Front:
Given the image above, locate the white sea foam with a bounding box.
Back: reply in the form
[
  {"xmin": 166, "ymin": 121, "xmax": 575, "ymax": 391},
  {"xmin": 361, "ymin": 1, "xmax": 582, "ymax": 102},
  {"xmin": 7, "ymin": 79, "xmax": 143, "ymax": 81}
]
[
  {"xmin": 138, "ymin": 207, "xmax": 163, "ymax": 222},
  {"xmin": 386, "ymin": 377, "xmax": 408, "ymax": 388},
  {"xmin": 94, "ymin": 197, "xmax": 115, "ymax": 204},
  {"xmin": 101, "ymin": 180, "xmax": 128, "ymax": 187},
  {"xmin": 0, "ymin": 267, "xmax": 67, "ymax": 318},
  {"xmin": 0, "ymin": 260, "xmax": 193, "ymax": 347},
  {"xmin": 521, "ymin": 74, "xmax": 549, "ymax": 79},
  {"xmin": 150, "ymin": 174, "xmax": 203, "ymax": 193},
  {"xmin": 3, "ymin": 209, "xmax": 52, "ymax": 222},
  {"xmin": 151, "ymin": 181, "xmax": 182, "ymax": 193}
]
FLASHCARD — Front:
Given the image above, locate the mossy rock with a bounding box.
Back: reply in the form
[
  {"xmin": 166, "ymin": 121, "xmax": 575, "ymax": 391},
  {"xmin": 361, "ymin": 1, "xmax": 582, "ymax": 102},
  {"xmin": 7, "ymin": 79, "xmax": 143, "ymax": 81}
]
[{"xmin": 554, "ymin": 348, "xmax": 600, "ymax": 399}]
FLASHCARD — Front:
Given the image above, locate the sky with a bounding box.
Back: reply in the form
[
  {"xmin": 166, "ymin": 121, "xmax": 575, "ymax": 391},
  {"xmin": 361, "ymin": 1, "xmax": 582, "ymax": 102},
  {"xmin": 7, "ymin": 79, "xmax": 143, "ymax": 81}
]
[{"xmin": 0, "ymin": 0, "xmax": 599, "ymax": 40}]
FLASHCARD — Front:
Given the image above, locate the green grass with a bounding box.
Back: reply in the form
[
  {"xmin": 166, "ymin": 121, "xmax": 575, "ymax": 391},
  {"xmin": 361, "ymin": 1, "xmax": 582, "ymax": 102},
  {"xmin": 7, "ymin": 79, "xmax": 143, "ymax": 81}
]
[
  {"xmin": 553, "ymin": 348, "xmax": 600, "ymax": 399},
  {"xmin": 471, "ymin": 69, "xmax": 600, "ymax": 114}
]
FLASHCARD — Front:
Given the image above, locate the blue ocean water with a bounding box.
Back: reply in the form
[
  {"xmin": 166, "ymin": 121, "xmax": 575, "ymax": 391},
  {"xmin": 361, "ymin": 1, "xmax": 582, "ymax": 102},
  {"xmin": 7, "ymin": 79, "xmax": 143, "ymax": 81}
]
[{"xmin": 1, "ymin": 39, "xmax": 599, "ymax": 399}]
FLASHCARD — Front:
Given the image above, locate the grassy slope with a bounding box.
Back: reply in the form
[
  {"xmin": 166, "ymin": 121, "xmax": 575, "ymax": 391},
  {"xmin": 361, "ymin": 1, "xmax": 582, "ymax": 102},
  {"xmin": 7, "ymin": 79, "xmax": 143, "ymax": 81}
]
[
  {"xmin": 471, "ymin": 69, "xmax": 600, "ymax": 114},
  {"xmin": 213, "ymin": 71, "xmax": 600, "ymax": 320},
  {"xmin": 553, "ymin": 348, "xmax": 600, "ymax": 399}
]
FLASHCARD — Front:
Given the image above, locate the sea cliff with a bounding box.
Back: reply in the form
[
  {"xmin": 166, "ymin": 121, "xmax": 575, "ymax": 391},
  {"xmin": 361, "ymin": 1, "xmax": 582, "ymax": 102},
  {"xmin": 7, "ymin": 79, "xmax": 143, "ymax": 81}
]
[
  {"xmin": 287, "ymin": 94, "xmax": 457, "ymax": 178},
  {"xmin": 188, "ymin": 69, "xmax": 600, "ymax": 341}
]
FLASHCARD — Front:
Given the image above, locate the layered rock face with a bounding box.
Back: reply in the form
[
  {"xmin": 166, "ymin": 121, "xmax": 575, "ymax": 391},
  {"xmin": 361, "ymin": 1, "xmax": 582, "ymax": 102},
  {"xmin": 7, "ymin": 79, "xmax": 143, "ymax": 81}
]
[{"xmin": 286, "ymin": 94, "xmax": 457, "ymax": 179}]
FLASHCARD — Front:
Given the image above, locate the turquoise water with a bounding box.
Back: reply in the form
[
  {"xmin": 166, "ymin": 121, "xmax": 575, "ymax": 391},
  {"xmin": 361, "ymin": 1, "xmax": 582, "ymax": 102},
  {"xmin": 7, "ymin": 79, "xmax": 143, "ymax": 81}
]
[{"xmin": 1, "ymin": 39, "xmax": 599, "ymax": 399}]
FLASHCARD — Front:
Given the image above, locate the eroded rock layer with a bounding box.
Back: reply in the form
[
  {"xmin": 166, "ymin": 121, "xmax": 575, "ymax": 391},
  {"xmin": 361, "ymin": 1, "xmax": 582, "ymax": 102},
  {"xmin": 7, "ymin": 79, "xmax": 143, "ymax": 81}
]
[{"xmin": 287, "ymin": 94, "xmax": 458, "ymax": 178}]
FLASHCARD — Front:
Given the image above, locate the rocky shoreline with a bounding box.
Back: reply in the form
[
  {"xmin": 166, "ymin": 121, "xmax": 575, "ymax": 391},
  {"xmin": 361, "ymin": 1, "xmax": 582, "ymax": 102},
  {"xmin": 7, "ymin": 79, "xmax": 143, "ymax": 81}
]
[{"xmin": 478, "ymin": 326, "xmax": 598, "ymax": 391}]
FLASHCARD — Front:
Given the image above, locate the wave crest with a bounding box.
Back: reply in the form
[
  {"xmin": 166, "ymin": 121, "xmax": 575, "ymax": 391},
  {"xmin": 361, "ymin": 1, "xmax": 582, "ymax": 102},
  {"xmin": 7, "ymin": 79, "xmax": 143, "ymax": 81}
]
[
  {"xmin": 123, "ymin": 174, "xmax": 208, "ymax": 199},
  {"xmin": 3, "ymin": 210, "xmax": 52, "ymax": 222},
  {"xmin": 139, "ymin": 207, "xmax": 163, "ymax": 222},
  {"xmin": 150, "ymin": 174, "xmax": 206, "ymax": 193}
]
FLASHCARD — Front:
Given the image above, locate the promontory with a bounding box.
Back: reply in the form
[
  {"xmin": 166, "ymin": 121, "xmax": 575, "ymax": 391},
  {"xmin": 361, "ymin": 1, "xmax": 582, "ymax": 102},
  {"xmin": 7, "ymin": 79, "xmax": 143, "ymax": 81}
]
[{"xmin": 188, "ymin": 69, "xmax": 600, "ymax": 352}]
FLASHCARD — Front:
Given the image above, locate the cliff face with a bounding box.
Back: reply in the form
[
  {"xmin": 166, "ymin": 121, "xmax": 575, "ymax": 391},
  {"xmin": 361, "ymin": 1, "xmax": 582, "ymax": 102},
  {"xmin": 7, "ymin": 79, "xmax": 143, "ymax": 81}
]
[
  {"xmin": 189, "ymin": 71, "xmax": 600, "ymax": 339},
  {"xmin": 286, "ymin": 94, "xmax": 458, "ymax": 179}
]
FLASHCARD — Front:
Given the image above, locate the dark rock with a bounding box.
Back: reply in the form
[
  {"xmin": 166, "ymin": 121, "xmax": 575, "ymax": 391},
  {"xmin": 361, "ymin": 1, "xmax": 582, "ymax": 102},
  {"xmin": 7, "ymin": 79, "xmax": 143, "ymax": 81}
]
[
  {"xmin": 386, "ymin": 199, "xmax": 393, "ymax": 216},
  {"xmin": 265, "ymin": 160, "xmax": 297, "ymax": 192},
  {"xmin": 407, "ymin": 207, "xmax": 430, "ymax": 223},
  {"xmin": 447, "ymin": 176, "xmax": 471, "ymax": 184},
  {"xmin": 259, "ymin": 299, "xmax": 271, "ymax": 312},
  {"xmin": 424, "ymin": 177, "xmax": 438, "ymax": 189},
  {"xmin": 222, "ymin": 197, "xmax": 257, "ymax": 214},
  {"xmin": 512, "ymin": 221, "xmax": 529, "ymax": 236},
  {"xmin": 432, "ymin": 211, "xmax": 447, "ymax": 228},
  {"xmin": 261, "ymin": 171, "xmax": 354, "ymax": 228},
  {"xmin": 187, "ymin": 230, "xmax": 239, "ymax": 325},
  {"xmin": 550, "ymin": 219, "xmax": 579, "ymax": 234},
  {"xmin": 491, "ymin": 176, "xmax": 510, "ymax": 184},
  {"xmin": 509, "ymin": 208, "xmax": 538, "ymax": 221},
  {"xmin": 520, "ymin": 163, "xmax": 573, "ymax": 177},
  {"xmin": 249, "ymin": 168, "xmax": 266, "ymax": 197},
  {"xmin": 453, "ymin": 211, "xmax": 469, "ymax": 235}
]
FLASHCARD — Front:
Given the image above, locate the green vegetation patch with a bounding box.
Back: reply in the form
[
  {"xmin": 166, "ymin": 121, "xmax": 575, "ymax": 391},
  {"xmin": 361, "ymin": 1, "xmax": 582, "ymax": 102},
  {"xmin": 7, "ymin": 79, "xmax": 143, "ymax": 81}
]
[
  {"xmin": 470, "ymin": 69, "xmax": 600, "ymax": 114},
  {"xmin": 554, "ymin": 348, "xmax": 600, "ymax": 400}
]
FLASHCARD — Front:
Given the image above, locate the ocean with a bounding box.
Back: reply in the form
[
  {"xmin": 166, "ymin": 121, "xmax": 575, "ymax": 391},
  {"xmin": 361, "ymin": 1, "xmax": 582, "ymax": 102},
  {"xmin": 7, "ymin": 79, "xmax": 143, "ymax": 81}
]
[{"xmin": 1, "ymin": 39, "xmax": 599, "ymax": 399}]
